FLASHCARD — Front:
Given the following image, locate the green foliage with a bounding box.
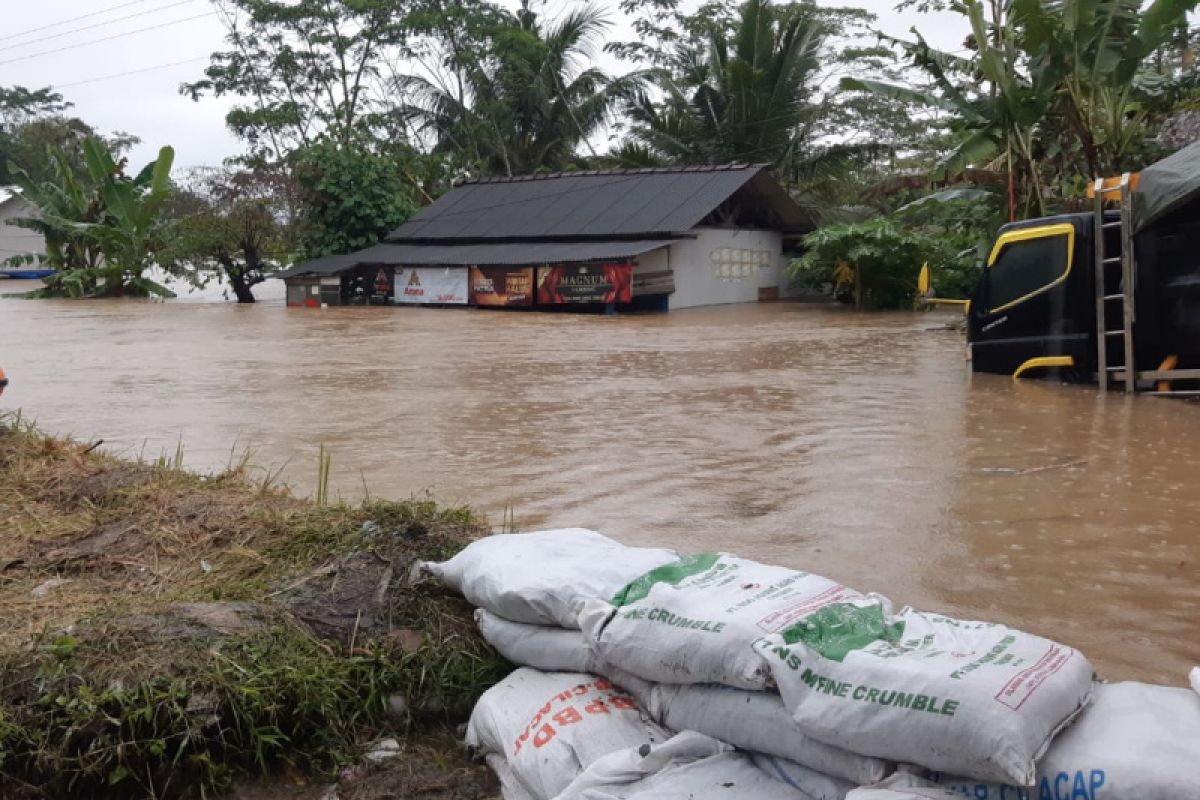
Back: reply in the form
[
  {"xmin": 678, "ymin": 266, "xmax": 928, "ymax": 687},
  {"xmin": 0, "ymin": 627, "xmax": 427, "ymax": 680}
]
[
  {"xmin": 792, "ymin": 217, "xmax": 977, "ymax": 309},
  {"xmin": 0, "ymin": 614, "xmax": 507, "ymax": 797},
  {"xmin": 402, "ymin": 1, "xmax": 645, "ymax": 176},
  {"xmin": 609, "ymin": 0, "xmax": 898, "ymax": 209},
  {"xmin": 182, "ymin": 0, "xmax": 410, "ymax": 163},
  {"xmin": 626, "ymin": 0, "xmax": 828, "ymax": 169},
  {"xmin": 8, "ymin": 137, "xmax": 176, "ymax": 297},
  {"xmin": 161, "ymin": 167, "xmax": 294, "ymax": 303},
  {"xmin": 294, "ymin": 136, "xmax": 420, "ymax": 258},
  {"xmin": 0, "ymin": 85, "xmax": 138, "ymax": 188},
  {"xmin": 844, "ymin": 0, "xmax": 1198, "ymax": 216}
]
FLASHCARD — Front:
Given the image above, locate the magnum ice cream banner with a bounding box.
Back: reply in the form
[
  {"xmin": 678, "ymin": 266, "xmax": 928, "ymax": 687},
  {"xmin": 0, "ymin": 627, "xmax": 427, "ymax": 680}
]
[
  {"xmin": 537, "ymin": 263, "xmax": 633, "ymax": 304},
  {"xmin": 470, "ymin": 266, "xmax": 534, "ymax": 307}
]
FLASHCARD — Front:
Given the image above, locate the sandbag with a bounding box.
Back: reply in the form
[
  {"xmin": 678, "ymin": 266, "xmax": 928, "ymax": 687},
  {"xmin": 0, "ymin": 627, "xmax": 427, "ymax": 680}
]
[
  {"xmin": 845, "ymin": 774, "xmax": 961, "ymax": 799},
  {"xmin": 582, "ymin": 553, "xmax": 867, "ymax": 689},
  {"xmin": 416, "ymin": 529, "xmax": 680, "ymax": 629},
  {"xmin": 486, "ymin": 753, "xmax": 538, "ymax": 800},
  {"xmin": 552, "ymin": 730, "xmax": 811, "ymax": 800},
  {"xmin": 751, "ymin": 753, "xmax": 855, "ymax": 800},
  {"xmin": 477, "ymin": 609, "xmax": 598, "ymax": 673},
  {"xmin": 473, "ymin": 610, "xmax": 655, "ymax": 709},
  {"xmin": 468, "ymin": 668, "xmax": 671, "ymax": 800},
  {"xmin": 648, "ymin": 683, "xmax": 891, "ymax": 785},
  {"xmin": 915, "ymin": 678, "xmax": 1200, "ymax": 799},
  {"xmin": 759, "ymin": 599, "xmax": 1095, "ymax": 786}
]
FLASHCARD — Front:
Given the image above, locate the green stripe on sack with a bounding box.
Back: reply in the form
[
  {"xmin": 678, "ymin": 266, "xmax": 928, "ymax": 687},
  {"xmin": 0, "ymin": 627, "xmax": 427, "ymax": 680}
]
[
  {"xmin": 611, "ymin": 553, "xmax": 721, "ymax": 606},
  {"xmin": 778, "ymin": 602, "xmax": 906, "ymax": 663}
]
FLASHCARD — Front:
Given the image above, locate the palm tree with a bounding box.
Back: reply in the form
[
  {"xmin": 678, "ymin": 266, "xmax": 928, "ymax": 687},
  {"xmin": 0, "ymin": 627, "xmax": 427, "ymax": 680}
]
[
  {"xmin": 622, "ymin": 1, "xmax": 818, "ymax": 166},
  {"xmin": 616, "ymin": 0, "xmax": 887, "ymax": 201},
  {"xmin": 400, "ymin": 2, "xmax": 644, "ymax": 176}
]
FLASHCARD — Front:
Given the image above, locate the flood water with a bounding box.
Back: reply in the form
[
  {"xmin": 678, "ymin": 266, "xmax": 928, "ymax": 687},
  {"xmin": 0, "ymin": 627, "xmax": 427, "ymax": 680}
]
[{"xmin": 1, "ymin": 291, "xmax": 1197, "ymax": 686}]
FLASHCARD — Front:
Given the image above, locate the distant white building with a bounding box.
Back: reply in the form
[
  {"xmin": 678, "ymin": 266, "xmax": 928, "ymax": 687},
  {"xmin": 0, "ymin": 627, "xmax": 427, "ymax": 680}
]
[{"xmin": 0, "ymin": 195, "xmax": 45, "ymax": 267}]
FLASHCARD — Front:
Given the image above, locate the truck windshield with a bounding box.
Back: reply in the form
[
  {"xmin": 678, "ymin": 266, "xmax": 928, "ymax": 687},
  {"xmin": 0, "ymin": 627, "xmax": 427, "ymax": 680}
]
[{"xmin": 986, "ymin": 231, "xmax": 1071, "ymax": 312}]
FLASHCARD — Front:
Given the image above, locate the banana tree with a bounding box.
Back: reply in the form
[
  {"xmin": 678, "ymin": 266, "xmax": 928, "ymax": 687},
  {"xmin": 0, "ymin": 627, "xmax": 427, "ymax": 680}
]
[
  {"xmin": 844, "ymin": 0, "xmax": 1196, "ymax": 216},
  {"xmin": 10, "ymin": 137, "xmax": 175, "ymax": 297},
  {"xmin": 1013, "ymin": 0, "xmax": 1198, "ymax": 177},
  {"xmin": 73, "ymin": 137, "xmax": 175, "ymax": 296},
  {"xmin": 843, "ymin": 1, "xmax": 1055, "ymax": 216}
]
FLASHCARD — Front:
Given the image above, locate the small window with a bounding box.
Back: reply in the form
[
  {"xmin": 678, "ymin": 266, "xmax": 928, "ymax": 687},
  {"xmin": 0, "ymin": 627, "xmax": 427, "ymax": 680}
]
[{"xmin": 986, "ymin": 227, "xmax": 1073, "ymax": 312}]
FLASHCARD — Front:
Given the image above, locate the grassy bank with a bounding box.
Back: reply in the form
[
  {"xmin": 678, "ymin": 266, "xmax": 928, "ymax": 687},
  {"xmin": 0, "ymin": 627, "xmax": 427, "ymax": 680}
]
[{"xmin": 0, "ymin": 412, "xmax": 509, "ymax": 799}]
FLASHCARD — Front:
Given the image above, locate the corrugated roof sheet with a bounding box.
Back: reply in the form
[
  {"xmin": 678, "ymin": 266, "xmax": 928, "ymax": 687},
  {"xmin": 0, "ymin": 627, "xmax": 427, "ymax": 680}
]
[
  {"xmin": 387, "ymin": 165, "xmax": 812, "ymax": 241},
  {"xmin": 275, "ymin": 239, "xmax": 675, "ymax": 278}
]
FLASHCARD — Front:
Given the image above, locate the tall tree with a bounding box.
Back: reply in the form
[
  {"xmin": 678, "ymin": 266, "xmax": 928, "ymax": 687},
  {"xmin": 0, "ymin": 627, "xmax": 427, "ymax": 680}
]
[
  {"xmin": 401, "ymin": 1, "xmax": 645, "ymax": 176},
  {"xmin": 294, "ymin": 133, "xmax": 420, "ymax": 257},
  {"xmin": 0, "ymin": 85, "xmax": 137, "ymax": 187},
  {"xmin": 633, "ymin": 0, "xmax": 827, "ymax": 169},
  {"xmin": 611, "ymin": 0, "xmax": 896, "ymax": 207},
  {"xmin": 182, "ymin": 0, "xmax": 411, "ymax": 163},
  {"xmin": 161, "ymin": 167, "xmax": 294, "ymax": 303}
]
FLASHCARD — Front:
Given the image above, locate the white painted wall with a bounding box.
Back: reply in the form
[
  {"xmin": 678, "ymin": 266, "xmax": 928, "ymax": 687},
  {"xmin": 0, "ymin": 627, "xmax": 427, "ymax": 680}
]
[
  {"xmin": 662, "ymin": 227, "xmax": 787, "ymax": 310},
  {"xmin": 0, "ymin": 197, "xmax": 44, "ymax": 266}
]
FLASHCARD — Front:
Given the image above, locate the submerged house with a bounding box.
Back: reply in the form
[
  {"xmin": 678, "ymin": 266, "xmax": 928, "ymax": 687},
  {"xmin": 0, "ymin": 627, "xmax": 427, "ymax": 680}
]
[
  {"xmin": 278, "ymin": 164, "xmax": 814, "ymax": 311},
  {"xmin": 0, "ymin": 196, "xmax": 45, "ymax": 268}
]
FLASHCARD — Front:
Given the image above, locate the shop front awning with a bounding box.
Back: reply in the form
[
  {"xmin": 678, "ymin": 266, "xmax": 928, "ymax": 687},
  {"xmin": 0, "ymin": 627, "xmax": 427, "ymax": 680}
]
[{"xmin": 276, "ymin": 238, "xmax": 677, "ymax": 278}]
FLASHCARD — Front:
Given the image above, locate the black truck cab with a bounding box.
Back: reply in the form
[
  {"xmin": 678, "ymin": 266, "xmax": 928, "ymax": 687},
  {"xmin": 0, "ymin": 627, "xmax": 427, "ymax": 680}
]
[
  {"xmin": 967, "ymin": 213, "xmax": 1095, "ymax": 378},
  {"xmin": 968, "ymin": 203, "xmax": 1200, "ymax": 381}
]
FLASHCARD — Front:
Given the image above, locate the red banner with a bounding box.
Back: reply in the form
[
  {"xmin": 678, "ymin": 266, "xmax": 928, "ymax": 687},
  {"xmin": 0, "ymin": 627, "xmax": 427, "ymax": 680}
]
[{"xmin": 537, "ymin": 263, "xmax": 633, "ymax": 304}]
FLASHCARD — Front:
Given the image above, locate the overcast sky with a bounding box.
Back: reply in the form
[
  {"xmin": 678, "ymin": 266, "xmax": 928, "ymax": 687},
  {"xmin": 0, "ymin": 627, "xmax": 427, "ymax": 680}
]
[{"xmin": 2, "ymin": 0, "xmax": 966, "ymax": 171}]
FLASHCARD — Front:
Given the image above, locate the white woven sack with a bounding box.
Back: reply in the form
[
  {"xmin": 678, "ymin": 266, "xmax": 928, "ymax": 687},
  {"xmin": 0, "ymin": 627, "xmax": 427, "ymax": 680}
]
[
  {"xmin": 751, "ymin": 753, "xmax": 855, "ymax": 800},
  {"xmin": 583, "ymin": 553, "xmax": 868, "ymax": 689},
  {"xmin": 648, "ymin": 683, "xmax": 891, "ymax": 785},
  {"xmin": 468, "ymin": 668, "xmax": 671, "ymax": 800},
  {"xmin": 760, "ymin": 599, "xmax": 1094, "ymax": 786},
  {"xmin": 477, "ymin": 609, "xmax": 598, "ymax": 673},
  {"xmin": 552, "ymin": 730, "xmax": 812, "ymax": 800},
  {"xmin": 845, "ymin": 773, "xmax": 961, "ymax": 799},
  {"xmin": 917, "ymin": 677, "xmax": 1200, "ymax": 799},
  {"xmin": 416, "ymin": 529, "xmax": 679, "ymax": 629}
]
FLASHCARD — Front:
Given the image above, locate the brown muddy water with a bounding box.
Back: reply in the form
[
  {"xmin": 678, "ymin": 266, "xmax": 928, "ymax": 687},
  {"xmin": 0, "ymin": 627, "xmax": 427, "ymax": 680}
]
[{"xmin": 1, "ymin": 294, "xmax": 1197, "ymax": 686}]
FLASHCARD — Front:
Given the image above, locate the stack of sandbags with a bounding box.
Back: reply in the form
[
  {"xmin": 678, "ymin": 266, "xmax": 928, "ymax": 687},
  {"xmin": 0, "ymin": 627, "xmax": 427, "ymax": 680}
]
[
  {"xmin": 581, "ymin": 549, "xmax": 1095, "ymax": 787},
  {"xmin": 468, "ymin": 670, "xmax": 820, "ymax": 800},
  {"xmin": 473, "ymin": 609, "xmax": 878, "ymax": 795},
  {"xmin": 418, "ymin": 531, "xmax": 1133, "ymax": 799}
]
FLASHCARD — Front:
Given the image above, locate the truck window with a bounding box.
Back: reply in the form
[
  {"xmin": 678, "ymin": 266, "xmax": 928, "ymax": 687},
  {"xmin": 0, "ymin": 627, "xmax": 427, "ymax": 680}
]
[{"xmin": 986, "ymin": 226, "xmax": 1073, "ymax": 312}]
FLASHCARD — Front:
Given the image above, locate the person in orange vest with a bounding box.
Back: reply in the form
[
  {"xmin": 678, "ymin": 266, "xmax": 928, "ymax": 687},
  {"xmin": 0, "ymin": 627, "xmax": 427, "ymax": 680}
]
[{"xmin": 0, "ymin": 366, "xmax": 7, "ymax": 397}]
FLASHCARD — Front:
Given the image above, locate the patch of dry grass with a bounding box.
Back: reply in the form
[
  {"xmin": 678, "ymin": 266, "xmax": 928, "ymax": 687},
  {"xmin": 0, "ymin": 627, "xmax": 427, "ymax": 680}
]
[{"xmin": 0, "ymin": 413, "xmax": 510, "ymax": 799}]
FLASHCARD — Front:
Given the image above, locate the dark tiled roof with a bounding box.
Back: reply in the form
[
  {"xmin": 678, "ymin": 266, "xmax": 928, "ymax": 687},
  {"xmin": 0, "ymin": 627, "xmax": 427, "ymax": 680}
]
[{"xmin": 387, "ymin": 164, "xmax": 812, "ymax": 241}]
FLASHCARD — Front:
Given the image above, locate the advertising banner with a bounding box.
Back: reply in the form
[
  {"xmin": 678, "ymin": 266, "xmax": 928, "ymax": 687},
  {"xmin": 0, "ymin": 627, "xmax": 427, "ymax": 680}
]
[
  {"xmin": 394, "ymin": 266, "xmax": 469, "ymax": 305},
  {"xmin": 470, "ymin": 266, "xmax": 534, "ymax": 307},
  {"xmin": 537, "ymin": 263, "xmax": 633, "ymax": 304}
]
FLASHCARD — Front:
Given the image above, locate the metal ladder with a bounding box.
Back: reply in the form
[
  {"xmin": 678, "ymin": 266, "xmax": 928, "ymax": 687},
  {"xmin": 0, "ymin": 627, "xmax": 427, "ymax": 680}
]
[{"xmin": 1092, "ymin": 174, "xmax": 1136, "ymax": 393}]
